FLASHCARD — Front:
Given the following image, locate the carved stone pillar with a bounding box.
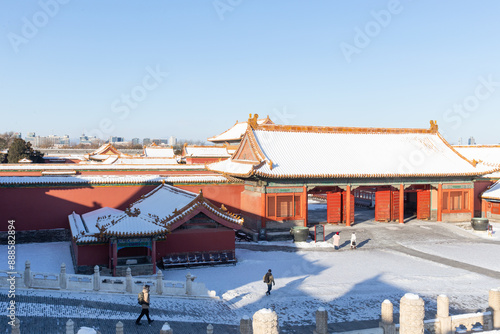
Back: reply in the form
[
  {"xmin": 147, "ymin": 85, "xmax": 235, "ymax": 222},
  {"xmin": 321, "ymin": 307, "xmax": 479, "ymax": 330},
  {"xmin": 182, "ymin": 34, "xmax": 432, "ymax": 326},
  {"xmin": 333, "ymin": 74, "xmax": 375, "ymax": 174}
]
[
  {"xmin": 399, "ymin": 293, "xmax": 425, "ymax": 334},
  {"xmin": 253, "ymin": 308, "xmax": 279, "ymax": 334}
]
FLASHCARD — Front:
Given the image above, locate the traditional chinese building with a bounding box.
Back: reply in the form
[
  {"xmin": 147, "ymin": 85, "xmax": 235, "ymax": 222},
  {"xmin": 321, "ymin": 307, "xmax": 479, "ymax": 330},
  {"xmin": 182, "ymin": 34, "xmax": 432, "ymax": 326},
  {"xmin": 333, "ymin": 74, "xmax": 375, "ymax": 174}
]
[
  {"xmin": 208, "ymin": 116, "xmax": 499, "ymax": 230},
  {"xmin": 181, "ymin": 144, "xmax": 232, "ymax": 164},
  {"xmin": 68, "ymin": 183, "xmax": 244, "ymax": 275}
]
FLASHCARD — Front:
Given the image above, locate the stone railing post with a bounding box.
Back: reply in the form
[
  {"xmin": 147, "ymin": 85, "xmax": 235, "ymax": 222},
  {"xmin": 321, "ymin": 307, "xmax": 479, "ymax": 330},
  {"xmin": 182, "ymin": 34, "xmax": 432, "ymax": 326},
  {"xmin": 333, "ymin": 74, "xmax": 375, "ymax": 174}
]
[
  {"xmin": 156, "ymin": 270, "xmax": 164, "ymax": 295},
  {"xmin": 379, "ymin": 299, "xmax": 396, "ymax": 334},
  {"xmin": 240, "ymin": 315, "xmax": 252, "ymax": 334},
  {"xmin": 125, "ymin": 268, "xmax": 132, "ymax": 293},
  {"xmin": 11, "ymin": 318, "xmax": 20, "ymax": 334},
  {"xmin": 489, "ymin": 288, "xmax": 500, "ymax": 329},
  {"xmin": 207, "ymin": 324, "xmax": 214, "ymax": 334},
  {"xmin": 437, "ymin": 295, "xmax": 452, "ymax": 334},
  {"xmin": 253, "ymin": 308, "xmax": 279, "ymax": 334},
  {"xmin": 66, "ymin": 319, "xmax": 74, "ymax": 334},
  {"xmin": 93, "ymin": 266, "xmax": 100, "ymax": 291},
  {"xmin": 185, "ymin": 272, "xmax": 195, "ymax": 295},
  {"xmin": 60, "ymin": 263, "xmax": 67, "ymax": 290},
  {"xmin": 116, "ymin": 321, "xmax": 124, "ymax": 334},
  {"xmin": 313, "ymin": 307, "xmax": 328, "ymax": 334},
  {"xmin": 399, "ymin": 293, "xmax": 424, "ymax": 334},
  {"xmin": 24, "ymin": 260, "xmax": 31, "ymax": 288},
  {"xmin": 160, "ymin": 322, "xmax": 173, "ymax": 334}
]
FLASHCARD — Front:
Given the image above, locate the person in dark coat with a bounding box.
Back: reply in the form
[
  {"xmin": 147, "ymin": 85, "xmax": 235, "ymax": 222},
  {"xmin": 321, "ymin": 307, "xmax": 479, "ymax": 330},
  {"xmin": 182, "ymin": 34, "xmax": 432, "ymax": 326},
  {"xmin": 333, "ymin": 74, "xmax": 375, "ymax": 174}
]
[
  {"xmin": 263, "ymin": 269, "xmax": 275, "ymax": 296},
  {"xmin": 136, "ymin": 285, "xmax": 154, "ymax": 325}
]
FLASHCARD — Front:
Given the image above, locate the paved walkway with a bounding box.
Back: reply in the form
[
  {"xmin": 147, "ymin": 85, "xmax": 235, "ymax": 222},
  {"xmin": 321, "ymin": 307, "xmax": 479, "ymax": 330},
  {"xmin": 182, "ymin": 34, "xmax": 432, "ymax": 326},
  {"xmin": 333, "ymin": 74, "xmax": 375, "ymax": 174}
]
[{"xmin": 1, "ymin": 214, "xmax": 499, "ymax": 334}]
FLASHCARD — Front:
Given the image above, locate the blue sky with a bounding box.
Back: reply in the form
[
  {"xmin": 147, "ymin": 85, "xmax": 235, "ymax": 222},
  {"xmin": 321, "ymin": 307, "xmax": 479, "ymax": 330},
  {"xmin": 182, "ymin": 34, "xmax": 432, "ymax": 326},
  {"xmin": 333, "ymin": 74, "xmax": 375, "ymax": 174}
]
[{"xmin": 1, "ymin": 0, "xmax": 500, "ymax": 144}]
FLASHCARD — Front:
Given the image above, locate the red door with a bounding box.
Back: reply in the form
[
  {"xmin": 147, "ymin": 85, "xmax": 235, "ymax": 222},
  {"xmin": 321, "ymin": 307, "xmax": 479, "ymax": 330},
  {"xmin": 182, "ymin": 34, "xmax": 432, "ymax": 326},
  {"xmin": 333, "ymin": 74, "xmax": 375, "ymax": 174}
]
[
  {"xmin": 327, "ymin": 192, "xmax": 342, "ymax": 223},
  {"xmin": 375, "ymin": 190, "xmax": 391, "ymax": 222},
  {"xmin": 342, "ymin": 191, "xmax": 355, "ymax": 223},
  {"xmin": 391, "ymin": 190, "xmax": 400, "ymax": 222},
  {"xmin": 417, "ymin": 190, "xmax": 431, "ymax": 220}
]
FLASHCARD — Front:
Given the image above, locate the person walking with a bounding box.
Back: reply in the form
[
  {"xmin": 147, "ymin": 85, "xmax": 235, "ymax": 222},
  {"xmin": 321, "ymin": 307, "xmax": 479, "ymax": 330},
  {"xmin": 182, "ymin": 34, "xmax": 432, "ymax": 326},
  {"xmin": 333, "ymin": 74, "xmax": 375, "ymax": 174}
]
[
  {"xmin": 263, "ymin": 269, "xmax": 275, "ymax": 296},
  {"xmin": 350, "ymin": 232, "xmax": 357, "ymax": 249},
  {"xmin": 136, "ymin": 285, "xmax": 154, "ymax": 326},
  {"xmin": 332, "ymin": 232, "xmax": 340, "ymax": 250}
]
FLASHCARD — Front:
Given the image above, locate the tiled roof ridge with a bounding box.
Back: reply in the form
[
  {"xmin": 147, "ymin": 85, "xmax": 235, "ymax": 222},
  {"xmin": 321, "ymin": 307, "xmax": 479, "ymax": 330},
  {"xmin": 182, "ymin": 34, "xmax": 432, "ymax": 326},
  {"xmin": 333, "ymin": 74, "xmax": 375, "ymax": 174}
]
[
  {"xmin": 453, "ymin": 144, "xmax": 500, "ymax": 148},
  {"xmin": 252, "ymin": 119, "xmax": 440, "ymax": 134}
]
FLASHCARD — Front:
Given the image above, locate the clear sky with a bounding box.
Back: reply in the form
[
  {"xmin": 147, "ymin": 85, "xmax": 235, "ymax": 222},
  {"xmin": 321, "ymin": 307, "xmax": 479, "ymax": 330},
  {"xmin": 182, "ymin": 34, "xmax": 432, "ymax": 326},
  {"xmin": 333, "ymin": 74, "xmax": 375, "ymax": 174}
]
[{"xmin": 1, "ymin": 0, "xmax": 500, "ymax": 144}]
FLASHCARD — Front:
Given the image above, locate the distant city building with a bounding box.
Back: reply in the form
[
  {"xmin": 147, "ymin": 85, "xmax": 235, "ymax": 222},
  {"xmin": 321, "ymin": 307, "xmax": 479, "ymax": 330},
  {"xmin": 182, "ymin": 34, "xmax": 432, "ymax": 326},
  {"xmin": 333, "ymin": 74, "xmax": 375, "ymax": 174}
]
[
  {"xmin": 109, "ymin": 136, "xmax": 124, "ymax": 143},
  {"xmin": 25, "ymin": 132, "xmax": 36, "ymax": 144},
  {"xmin": 458, "ymin": 137, "xmax": 463, "ymax": 145},
  {"xmin": 80, "ymin": 133, "xmax": 98, "ymax": 145},
  {"xmin": 468, "ymin": 136, "xmax": 476, "ymax": 145},
  {"xmin": 168, "ymin": 136, "xmax": 177, "ymax": 146},
  {"xmin": 152, "ymin": 138, "xmax": 169, "ymax": 145},
  {"xmin": 13, "ymin": 132, "xmax": 21, "ymax": 139},
  {"xmin": 143, "ymin": 138, "xmax": 151, "ymax": 146},
  {"xmin": 131, "ymin": 138, "xmax": 140, "ymax": 145}
]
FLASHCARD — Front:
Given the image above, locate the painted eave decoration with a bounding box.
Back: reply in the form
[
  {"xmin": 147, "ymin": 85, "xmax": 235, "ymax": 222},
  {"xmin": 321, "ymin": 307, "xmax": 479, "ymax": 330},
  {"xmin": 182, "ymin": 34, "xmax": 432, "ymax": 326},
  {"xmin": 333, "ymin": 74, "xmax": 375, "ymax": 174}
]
[
  {"xmin": 69, "ymin": 184, "xmax": 243, "ymax": 244},
  {"xmin": 207, "ymin": 117, "xmax": 500, "ymax": 179}
]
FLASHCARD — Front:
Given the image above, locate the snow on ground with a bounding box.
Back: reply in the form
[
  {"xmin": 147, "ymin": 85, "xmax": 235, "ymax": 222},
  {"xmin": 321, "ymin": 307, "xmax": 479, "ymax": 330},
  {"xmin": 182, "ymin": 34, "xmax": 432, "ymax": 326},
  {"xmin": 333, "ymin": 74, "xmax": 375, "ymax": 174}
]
[
  {"xmin": 0, "ymin": 242, "xmax": 74, "ymax": 274},
  {"xmin": 1, "ymin": 230, "xmax": 500, "ymax": 326}
]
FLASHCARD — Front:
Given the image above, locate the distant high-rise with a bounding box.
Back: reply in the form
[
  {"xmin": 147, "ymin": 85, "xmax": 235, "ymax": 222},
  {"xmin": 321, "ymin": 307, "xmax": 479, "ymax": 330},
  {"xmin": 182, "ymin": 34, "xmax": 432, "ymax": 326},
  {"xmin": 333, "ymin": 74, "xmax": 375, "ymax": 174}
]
[
  {"xmin": 132, "ymin": 138, "xmax": 140, "ymax": 145},
  {"xmin": 80, "ymin": 133, "xmax": 98, "ymax": 145},
  {"xmin": 458, "ymin": 137, "xmax": 463, "ymax": 145},
  {"xmin": 168, "ymin": 136, "xmax": 177, "ymax": 146},
  {"xmin": 468, "ymin": 136, "xmax": 476, "ymax": 145},
  {"xmin": 143, "ymin": 138, "xmax": 151, "ymax": 146},
  {"xmin": 109, "ymin": 136, "xmax": 124, "ymax": 143}
]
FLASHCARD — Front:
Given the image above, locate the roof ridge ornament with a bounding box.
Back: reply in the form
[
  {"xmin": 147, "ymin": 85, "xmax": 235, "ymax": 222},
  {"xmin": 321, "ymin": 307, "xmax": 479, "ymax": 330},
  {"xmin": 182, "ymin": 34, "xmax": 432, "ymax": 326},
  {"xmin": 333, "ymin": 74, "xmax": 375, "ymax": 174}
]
[
  {"xmin": 248, "ymin": 113, "xmax": 259, "ymax": 129},
  {"xmin": 430, "ymin": 120, "xmax": 438, "ymax": 132}
]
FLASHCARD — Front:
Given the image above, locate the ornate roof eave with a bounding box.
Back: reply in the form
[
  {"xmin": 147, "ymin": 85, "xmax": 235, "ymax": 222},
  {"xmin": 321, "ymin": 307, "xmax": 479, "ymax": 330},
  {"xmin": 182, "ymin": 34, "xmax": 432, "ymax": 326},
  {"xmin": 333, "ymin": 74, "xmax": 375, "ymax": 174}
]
[{"xmin": 252, "ymin": 170, "xmax": 498, "ymax": 179}]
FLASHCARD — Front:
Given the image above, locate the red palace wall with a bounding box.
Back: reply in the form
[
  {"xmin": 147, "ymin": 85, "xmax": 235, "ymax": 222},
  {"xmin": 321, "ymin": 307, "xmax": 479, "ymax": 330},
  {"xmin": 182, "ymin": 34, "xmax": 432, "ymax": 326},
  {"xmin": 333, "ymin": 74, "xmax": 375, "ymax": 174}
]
[
  {"xmin": 156, "ymin": 228, "xmax": 235, "ymax": 255},
  {"xmin": 77, "ymin": 243, "xmax": 108, "ymax": 267},
  {"xmin": 1, "ymin": 185, "xmax": 157, "ymax": 231},
  {"xmin": 474, "ymin": 180, "xmax": 494, "ymax": 216},
  {"xmin": 1, "ymin": 183, "xmax": 245, "ymax": 232},
  {"xmin": 240, "ymin": 190, "xmax": 264, "ymax": 230}
]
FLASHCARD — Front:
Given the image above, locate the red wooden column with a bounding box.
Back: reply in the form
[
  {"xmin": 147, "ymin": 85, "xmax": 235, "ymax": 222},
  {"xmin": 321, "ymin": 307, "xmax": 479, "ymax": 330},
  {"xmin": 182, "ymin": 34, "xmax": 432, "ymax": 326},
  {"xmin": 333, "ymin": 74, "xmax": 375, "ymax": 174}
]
[
  {"xmin": 469, "ymin": 186, "xmax": 475, "ymax": 218},
  {"xmin": 399, "ymin": 184, "xmax": 404, "ymax": 224},
  {"xmin": 261, "ymin": 192, "xmax": 266, "ymax": 229},
  {"xmin": 346, "ymin": 185, "xmax": 352, "ymax": 227},
  {"xmin": 302, "ymin": 185, "xmax": 308, "ymax": 227},
  {"xmin": 108, "ymin": 241, "xmax": 112, "ymax": 269},
  {"xmin": 112, "ymin": 241, "xmax": 118, "ymax": 277},
  {"xmin": 152, "ymin": 239, "xmax": 157, "ymax": 274},
  {"xmin": 437, "ymin": 184, "xmax": 443, "ymax": 222}
]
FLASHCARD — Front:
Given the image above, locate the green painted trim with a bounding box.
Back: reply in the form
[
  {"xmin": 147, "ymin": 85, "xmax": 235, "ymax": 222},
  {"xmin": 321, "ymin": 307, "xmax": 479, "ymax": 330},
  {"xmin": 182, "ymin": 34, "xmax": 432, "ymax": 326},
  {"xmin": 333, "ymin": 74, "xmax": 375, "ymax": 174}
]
[
  {"xmin": 442, "ymin": 184, "xmax": 474, "ymax": 189},
  {"xmin": 266, "ymin": 187, "xmax": 304, "ymax": 193}
]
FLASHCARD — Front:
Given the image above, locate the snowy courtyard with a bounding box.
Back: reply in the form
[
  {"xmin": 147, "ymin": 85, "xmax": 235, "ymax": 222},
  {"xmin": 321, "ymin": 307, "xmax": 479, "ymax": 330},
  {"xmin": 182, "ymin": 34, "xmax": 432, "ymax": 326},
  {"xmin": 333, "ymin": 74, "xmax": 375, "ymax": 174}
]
[{"xmin": 1, "ymin": 220, "xmax": 500, "ymax": 331}]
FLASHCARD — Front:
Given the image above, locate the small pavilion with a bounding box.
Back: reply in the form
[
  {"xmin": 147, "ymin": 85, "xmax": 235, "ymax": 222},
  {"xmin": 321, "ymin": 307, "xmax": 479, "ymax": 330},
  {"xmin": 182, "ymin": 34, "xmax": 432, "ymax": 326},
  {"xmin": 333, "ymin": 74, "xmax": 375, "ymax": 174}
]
[{"xmin": 69, "ymin": 183, "xmax": 244, "ymax": 275}]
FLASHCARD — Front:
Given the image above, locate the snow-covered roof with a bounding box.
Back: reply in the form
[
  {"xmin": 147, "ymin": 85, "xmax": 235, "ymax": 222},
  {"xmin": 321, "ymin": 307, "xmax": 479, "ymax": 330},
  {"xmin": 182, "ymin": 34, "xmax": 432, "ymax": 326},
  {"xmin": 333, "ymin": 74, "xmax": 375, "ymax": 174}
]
[
  {"xmin": 69, "ymin": 184, "xmax": 244, "ymax": 243},
  {"xmin": 84, "ymin": 143, "xmax": 130, "ymax": 161},
  {"xmin": 482, "ymin": 181, "xmax": 500, "ymax": 201},
  {"xmin": 143, "ymin": 146, "xmax": 175, "ymax": 158},
  {"xmin": 115, "ymin": 158, "xmax": 179, "ymax": 164},
  {"xmin": 0, "ymin": 174, "xmax": 232, "ymax": 185},
  {"xmin": 0, "ymin": 163, "xmax": 203, "ymax": 171},
  {"xmin": 207, "ymin": 115, "xmax": 274, "ymax": 143},
  {"xmin": 183, "ymin": 145, "xmax": 231, "ymax": 158},
  {"xmin": 208, "ymin": 121, "xmax": 499, "ymax": 179},
  {"xmin": 453, "ymin": 145, "xmax": 500, "ymax": 167}
]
